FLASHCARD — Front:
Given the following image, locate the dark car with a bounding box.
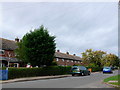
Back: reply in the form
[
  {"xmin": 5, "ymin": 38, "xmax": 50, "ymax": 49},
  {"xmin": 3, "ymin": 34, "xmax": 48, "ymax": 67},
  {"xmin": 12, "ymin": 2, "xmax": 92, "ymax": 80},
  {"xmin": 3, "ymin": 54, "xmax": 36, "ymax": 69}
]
[
  {"xmin": 103, "ymin": 67, "xmax": 113, "ymax": 74},
  {"xmin": 71, "ymin": 66, "xmax": 90, "ymax": 76}
]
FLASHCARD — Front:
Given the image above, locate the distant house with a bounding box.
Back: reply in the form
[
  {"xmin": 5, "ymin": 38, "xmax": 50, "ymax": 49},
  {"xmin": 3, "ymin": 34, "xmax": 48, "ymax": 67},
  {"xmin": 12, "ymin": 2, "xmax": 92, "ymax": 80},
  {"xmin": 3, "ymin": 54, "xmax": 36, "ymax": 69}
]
[
  {"xmin": 0, "ymin": 38, "xmax": 21, "ymax": 67},
  {"xmin": 0, "ymin": 37, "xmax": 82, "ymax": 67},
  {"xmin": 54, "ymin": 50, "xmax": 82, "ymax": 66}
]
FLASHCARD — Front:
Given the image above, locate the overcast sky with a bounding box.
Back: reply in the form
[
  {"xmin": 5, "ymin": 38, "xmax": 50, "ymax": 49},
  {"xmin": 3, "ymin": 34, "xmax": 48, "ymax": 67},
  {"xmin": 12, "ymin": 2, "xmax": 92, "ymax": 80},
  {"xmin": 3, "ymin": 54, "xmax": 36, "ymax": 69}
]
[{"xmin": 0, "ymin": 2, "xmax": 118, "ymax": 56}]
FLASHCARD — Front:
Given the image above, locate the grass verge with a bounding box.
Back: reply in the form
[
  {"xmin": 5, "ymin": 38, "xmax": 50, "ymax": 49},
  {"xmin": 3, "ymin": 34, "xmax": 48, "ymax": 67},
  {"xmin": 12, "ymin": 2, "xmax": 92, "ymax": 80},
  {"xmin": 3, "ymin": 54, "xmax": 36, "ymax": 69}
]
[{"xmin": 103, "ymin": 75, "xmax": 120, "ymax": 87}]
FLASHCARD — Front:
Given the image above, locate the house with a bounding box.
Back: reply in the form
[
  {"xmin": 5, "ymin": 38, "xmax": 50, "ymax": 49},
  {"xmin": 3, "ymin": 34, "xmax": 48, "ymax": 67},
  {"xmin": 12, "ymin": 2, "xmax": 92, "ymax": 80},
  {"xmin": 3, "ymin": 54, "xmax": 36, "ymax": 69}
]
[
  {"xmin": 0, "ymin": 37, "xmax": 82, "ymax": 67},
  {"xmin": 0, "ymin": 38, "xmax": 21, "ymax": 67},
  {"xmin": 54, "ymin": 50, "xmax": 82, "ymax": 66}
]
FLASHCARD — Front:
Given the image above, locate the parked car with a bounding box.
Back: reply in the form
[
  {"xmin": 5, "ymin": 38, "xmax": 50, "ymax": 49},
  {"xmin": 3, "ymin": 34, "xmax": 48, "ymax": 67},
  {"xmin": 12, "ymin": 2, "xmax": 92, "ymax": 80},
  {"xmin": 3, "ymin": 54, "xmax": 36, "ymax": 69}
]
[
  {"xmin": 103, "ymin": 67, "xmax": 113, "ymax": 74},
  {"xmin": 71, "ymin": 66, "xmax": 90, "ymax": 76}
]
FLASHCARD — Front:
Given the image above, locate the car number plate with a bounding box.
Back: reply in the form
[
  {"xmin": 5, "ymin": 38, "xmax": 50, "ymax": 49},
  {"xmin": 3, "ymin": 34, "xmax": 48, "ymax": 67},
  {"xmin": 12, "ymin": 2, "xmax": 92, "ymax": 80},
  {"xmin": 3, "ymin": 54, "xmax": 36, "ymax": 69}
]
[{"xmin": 73, "ymin": 71, "xmax": 77, "ymax": 72}]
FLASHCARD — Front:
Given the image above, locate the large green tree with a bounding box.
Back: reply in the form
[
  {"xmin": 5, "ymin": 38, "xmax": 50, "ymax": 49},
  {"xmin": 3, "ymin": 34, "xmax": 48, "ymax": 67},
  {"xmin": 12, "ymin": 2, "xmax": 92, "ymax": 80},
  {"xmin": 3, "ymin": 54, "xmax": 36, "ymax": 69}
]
[
  {"xmin": 81, "ymin": 49, "xmax": 119, "ymax": 67},
  {"xmin": 81, "ymin": 49, "xmax": 106, "ymax": 67},
  {"xmin": 16, "ymin": 25, "xmax": 56, "ymax": 67},
  {"xmin": 101, "ymin": 53, "xmax": 119, "ymax": 67}
]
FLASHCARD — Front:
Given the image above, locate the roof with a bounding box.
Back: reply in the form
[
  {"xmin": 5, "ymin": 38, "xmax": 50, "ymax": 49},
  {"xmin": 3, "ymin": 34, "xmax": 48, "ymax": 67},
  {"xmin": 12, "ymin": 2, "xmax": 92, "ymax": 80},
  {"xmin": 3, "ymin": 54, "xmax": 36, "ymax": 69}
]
[
  {"xmin": 0, "ymin": 38, "xmax": 18, "ymax": 50},
  {"xmin": 55, "ymin": 52, "xmax": 82, "ymax": 61}
]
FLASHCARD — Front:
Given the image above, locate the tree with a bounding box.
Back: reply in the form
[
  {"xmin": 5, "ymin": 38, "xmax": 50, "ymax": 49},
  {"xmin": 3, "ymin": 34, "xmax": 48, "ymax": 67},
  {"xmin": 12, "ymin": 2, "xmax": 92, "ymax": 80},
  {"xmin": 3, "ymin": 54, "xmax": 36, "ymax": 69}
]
[
  {"xmin": 15, "ymin": 25, "xmax": 56, "ymax": 67},
  {"xmin": 81, "ymin": 49, "xmax": 119, "ymax": 67},
  {"xmin": 101, "ymin": 53, "xmax": 119, "ymax": 67},
  {"xmin": 81, "ymin": 49, "xmax": 106, "ymax": 67}
]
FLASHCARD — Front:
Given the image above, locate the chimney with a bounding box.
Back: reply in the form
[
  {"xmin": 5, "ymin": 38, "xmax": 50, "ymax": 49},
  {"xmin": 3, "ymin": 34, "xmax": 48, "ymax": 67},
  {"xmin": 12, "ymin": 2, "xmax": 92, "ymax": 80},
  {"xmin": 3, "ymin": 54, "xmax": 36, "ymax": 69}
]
[
  {"xmin": 15, "ymin": 37, "xmax": 19, "ymax": 42},
  {"xmin": 66, "ymin": 52, "xmax": 69, "ymax": 55},
  {"xmin": 73, "ymin": 54, "xmax": 76, "ymax": 56},
  {"xmin": 57, "ymin": 50, "xmax": 60, "ymax": 52}
]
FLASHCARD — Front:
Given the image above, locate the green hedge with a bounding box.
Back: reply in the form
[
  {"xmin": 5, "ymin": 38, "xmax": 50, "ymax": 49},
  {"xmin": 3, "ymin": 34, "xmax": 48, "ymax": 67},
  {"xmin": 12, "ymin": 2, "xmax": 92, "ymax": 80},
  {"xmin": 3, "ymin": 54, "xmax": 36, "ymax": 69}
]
[
  {"xmin": 8, "ymin": 66, "xmax": 71, "ymax": 79},
  {"xmin": 86, "ymin": 66, "xmax": 102, "ymax": 72}
]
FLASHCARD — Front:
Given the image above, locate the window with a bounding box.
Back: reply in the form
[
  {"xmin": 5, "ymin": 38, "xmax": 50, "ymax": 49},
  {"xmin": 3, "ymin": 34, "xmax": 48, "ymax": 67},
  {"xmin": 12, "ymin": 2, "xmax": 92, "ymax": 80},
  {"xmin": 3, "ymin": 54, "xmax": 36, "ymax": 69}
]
[
  {"xmin": 56, "ymin": 58, "xmax": 59, "ymax": 61},
  {"xmin": 71, "ymin": 60, "xmax": 73, "ymax": 62},
  {"xmin": 0, "ymin": 49, "xmax": 4, "ymax": 55},
  {"xmin": 62, "ymin": 59, "xmax": 64, "ymax": 62},
  {"xmin": 80, "ymin": 66, "xmax": 87, "ymax": 70}
]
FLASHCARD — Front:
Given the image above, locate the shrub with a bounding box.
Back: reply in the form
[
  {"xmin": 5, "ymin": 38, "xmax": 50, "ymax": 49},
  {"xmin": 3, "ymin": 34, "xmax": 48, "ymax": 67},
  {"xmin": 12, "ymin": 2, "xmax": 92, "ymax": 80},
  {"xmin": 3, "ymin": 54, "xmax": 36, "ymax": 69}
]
[
  {"xmin": 8, "ymin": 66, "xmax": 71, "ymax": 79},
  {"xmin": 86, "ymin": 64, "xmax": 102, "ymax": 72}
]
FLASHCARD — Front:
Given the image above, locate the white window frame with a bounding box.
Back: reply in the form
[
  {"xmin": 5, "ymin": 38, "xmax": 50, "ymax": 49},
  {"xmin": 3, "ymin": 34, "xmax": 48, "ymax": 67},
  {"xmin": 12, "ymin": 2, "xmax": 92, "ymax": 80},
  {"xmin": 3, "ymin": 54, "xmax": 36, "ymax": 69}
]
[
  {"xmin": 0, "ymin": 49, "xmax": 5, "ymax": 55},
  {"xmin": 56, "ymin": 58, "xmax": 59, "ymax": 61},
  {"xmin": 62, "ymin": 59, "xmax": 64, "ymax": 62}
]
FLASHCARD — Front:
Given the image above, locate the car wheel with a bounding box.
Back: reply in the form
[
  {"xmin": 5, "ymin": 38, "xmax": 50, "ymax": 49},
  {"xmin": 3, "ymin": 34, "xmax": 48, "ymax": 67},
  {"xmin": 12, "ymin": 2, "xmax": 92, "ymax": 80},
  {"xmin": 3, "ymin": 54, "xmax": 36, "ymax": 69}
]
[
  {"xmin": 88, "ymin": 72, "xmax": 91, "ymax": 75},
  {"xmin": 81, "ymin": 72, "xmax": 84, "ymax": 76},
  {"xmin": 72, "ymin": 74, "xmax": 75, "ymax": 76},
  {"xmin": 83, "ymin": 72, "xmax": 87, "ymax": 76}
]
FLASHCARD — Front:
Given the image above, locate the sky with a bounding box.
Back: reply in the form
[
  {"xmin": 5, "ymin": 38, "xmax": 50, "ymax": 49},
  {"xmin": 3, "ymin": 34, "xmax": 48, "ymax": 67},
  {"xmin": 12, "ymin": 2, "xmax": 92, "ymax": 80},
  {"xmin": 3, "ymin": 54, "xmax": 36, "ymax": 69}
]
[{"xmin": 0, "ymin": 2, "xmax": 118, "ymax": 56}]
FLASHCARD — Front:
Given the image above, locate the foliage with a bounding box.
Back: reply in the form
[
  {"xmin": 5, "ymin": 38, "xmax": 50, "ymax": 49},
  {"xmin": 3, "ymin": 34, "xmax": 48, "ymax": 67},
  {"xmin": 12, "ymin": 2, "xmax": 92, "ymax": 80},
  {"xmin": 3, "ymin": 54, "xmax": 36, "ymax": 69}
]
[
  {"xmin": 2, "ymin": 67, "xmax": 6, "ymax": 70},
  {"xmin": 81, "ymin": 49, "xmax": 106, "ymax": 67},
  {"xmin": 15, "ymin": 25, "xmax": 56, "ymax": 67},
  {"xmin": 8, "ymin": 66, "xmax": 71, "ymax": 79},
  {"xmin": 81, "ymin": 49, "xmax": 119, "ymax": 67},
  {"xmin": 101, "ymin": 53, "xmax": 119, "ymax": 67},
  {"xmin": 86, "ymin": 64, "xmax": 102, "ymax": 72},
  {"xmin": 51, "ymin": 61, "xmax": 58, "ymax": 66}
]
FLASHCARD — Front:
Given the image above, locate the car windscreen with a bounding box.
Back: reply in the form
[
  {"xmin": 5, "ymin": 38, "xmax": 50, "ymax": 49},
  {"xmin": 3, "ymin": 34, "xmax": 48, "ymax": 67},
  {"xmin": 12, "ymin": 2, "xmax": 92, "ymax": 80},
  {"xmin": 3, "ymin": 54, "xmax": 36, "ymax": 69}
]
[{"xmin": 104, "ymin": 67, "xmax": 110, "ymax": 69}]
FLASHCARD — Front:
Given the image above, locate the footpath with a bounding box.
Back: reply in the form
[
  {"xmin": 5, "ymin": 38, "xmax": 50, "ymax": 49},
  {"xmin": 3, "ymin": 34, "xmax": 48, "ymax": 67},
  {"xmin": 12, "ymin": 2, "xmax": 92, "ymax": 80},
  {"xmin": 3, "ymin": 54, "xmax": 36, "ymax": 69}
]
[
  {"xmin": 1, "ymin": 75, "xmax": 71, "ymax": 84},
  {"xmin": 1, "ymin": 72, "xmax": 99, "ymax": 84}
]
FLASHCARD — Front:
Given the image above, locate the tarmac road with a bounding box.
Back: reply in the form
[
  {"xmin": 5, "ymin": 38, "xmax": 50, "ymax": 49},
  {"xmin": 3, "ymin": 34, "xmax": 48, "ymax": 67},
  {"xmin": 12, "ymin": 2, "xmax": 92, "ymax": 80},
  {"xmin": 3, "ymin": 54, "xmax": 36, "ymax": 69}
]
[{"xmin": 2, "ymin": 70, "xmax": 118, "ymax": 88}]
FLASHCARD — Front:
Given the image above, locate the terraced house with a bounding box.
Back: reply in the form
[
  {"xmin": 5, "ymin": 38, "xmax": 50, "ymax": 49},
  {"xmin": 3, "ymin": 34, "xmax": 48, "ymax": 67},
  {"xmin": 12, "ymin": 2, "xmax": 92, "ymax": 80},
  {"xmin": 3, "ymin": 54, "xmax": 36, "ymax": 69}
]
[{"xmin": 0, "ymin": 38, "xmax": 82, "ymax": 67}]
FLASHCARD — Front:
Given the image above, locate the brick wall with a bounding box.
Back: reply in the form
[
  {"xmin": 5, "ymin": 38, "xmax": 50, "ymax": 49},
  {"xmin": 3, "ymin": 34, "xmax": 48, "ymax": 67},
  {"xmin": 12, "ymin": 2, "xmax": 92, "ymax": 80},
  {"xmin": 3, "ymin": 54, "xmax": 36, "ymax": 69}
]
[{"xmin": 4, "ymin": 50, "xmax": 15, "ymax": 58}]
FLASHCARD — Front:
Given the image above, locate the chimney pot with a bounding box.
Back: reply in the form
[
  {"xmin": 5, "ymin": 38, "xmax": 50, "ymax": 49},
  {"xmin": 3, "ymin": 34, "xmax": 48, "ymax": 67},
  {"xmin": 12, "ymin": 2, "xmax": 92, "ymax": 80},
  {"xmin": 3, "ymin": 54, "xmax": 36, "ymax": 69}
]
[
  {"xmin": 57, "ymin": 50, "xmax": 60, "ymax": 52},
  {"xmin": 73, "ymin": 54, "xmax": 76, "ymax": 56},
  {"xmin": 66, "ymin": 52, "xmax": 69, "ymax": 55},
  {"xmin": 15, "ymin": 37, "xmax": 19, "ymax": 42}
]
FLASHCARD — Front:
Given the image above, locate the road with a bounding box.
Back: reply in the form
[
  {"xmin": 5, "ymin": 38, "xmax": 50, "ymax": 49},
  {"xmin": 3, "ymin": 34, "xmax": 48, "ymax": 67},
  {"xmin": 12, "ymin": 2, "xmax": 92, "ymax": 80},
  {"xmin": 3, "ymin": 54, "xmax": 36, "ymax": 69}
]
[{"xmin": 2, "ymin": 70, "xmax": 118, "ymax": 88}]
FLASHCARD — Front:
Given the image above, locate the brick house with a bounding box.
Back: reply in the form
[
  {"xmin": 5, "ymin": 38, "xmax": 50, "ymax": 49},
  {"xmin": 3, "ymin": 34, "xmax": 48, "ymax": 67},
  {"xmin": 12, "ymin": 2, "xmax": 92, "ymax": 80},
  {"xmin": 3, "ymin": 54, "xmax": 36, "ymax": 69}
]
[
  {"xmin": 0, "ymin": 37, "xmax": 82, "ymax": 67},
  {"xmin": 54, "ymin": 50, "xmax": 82, "ymax": 66},
  {"xmin": 0, "ymin": 38, "xmax": 21, "ymax": 67}
]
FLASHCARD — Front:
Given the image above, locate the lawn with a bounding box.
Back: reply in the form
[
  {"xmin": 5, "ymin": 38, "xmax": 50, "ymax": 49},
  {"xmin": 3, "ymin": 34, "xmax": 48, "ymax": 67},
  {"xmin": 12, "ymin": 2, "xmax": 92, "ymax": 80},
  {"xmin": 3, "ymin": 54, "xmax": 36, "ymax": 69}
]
[{"xmin": 103, "ymin": 75, "xmax": 120, "ymax": 86}]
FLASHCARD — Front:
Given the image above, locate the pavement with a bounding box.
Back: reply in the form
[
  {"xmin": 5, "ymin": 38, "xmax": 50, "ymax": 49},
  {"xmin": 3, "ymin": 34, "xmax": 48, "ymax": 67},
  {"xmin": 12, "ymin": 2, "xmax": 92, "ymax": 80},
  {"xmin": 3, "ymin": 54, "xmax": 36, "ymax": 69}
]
[
  {"xmin": 1, "ymin": 71, "xmax": 101, "ymax": 84},
  {"xmin": 1, "ymin": 74, "xmax": 71, "ymax": 84}
]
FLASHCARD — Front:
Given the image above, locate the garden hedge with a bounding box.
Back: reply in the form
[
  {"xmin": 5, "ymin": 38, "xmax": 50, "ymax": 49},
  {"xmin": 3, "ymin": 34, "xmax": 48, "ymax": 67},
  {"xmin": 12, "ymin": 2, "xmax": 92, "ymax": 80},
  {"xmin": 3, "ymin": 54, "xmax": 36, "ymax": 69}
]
[
  {"xmin": 8, "ymin": 66, "xmax": 71, "ymax": 79},
  {"xmin": 86, "ymin": 66, "xmax": 103, "ymax": 72}
]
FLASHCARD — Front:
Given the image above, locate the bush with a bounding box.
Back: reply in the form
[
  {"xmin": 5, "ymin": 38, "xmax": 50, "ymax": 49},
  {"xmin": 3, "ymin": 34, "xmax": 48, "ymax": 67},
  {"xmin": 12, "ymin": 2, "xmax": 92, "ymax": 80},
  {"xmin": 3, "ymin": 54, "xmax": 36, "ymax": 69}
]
[
  {"xmin": 2, "ymin": 67, "xmax": 6, "ymax": 70},
  {"xmin": 8, "ymin": 66, "xmax": 71, "ymax": 79},
  {"xmin": 51, "ymin": 61, "xmax": 58, "ymax": 66},
  {"xmin": 86, "ymin": 64, "xmax": 102, "ymax": 72}
]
